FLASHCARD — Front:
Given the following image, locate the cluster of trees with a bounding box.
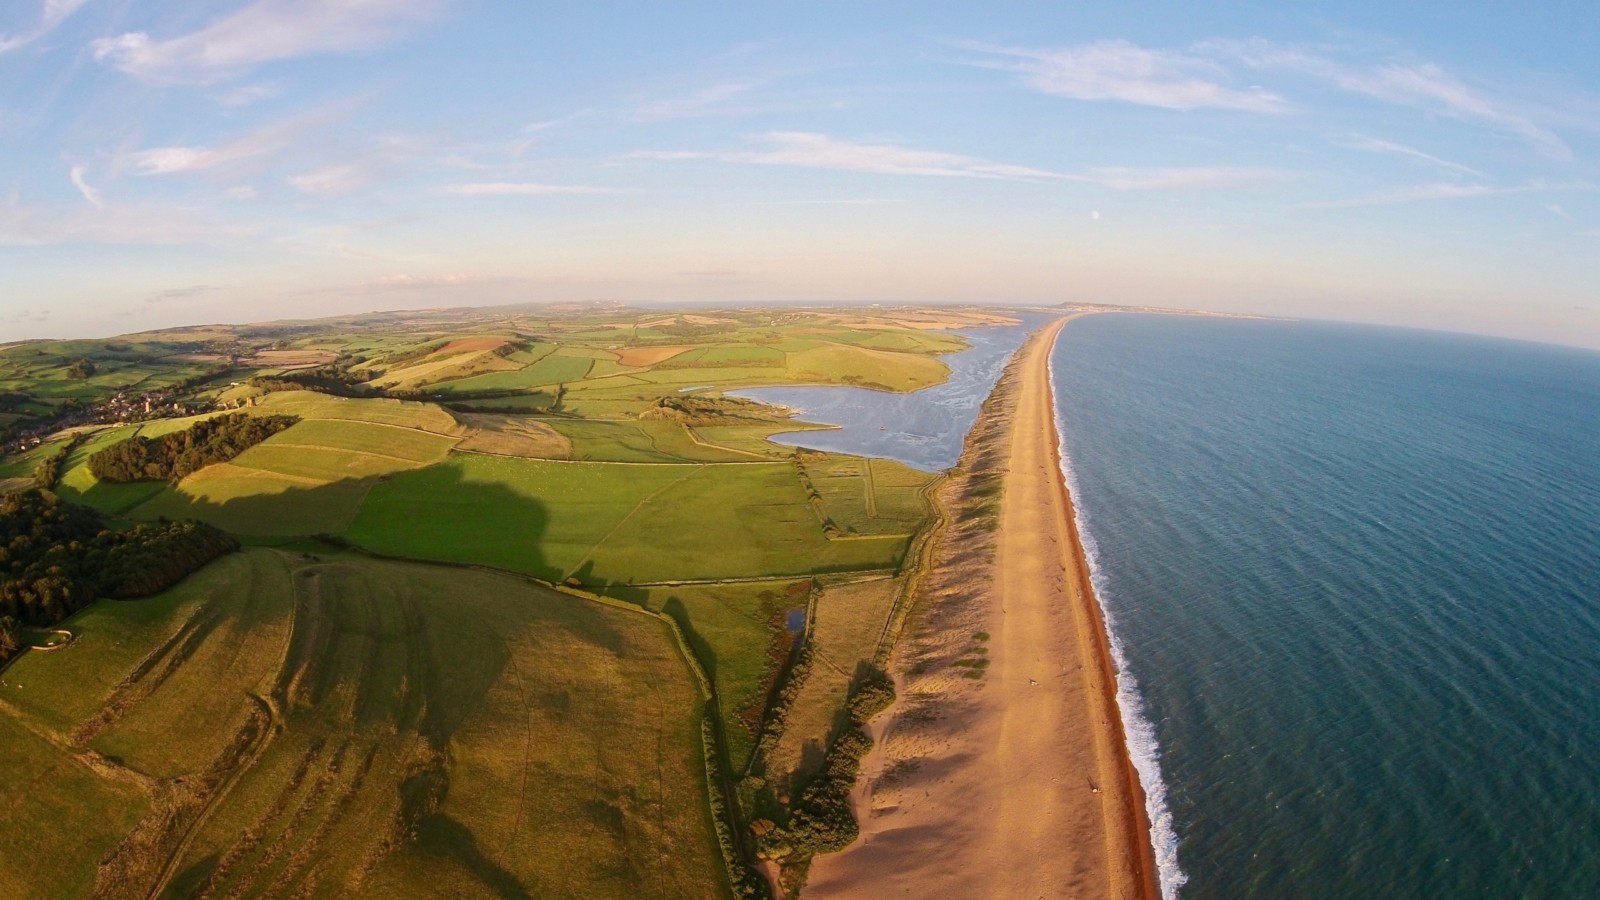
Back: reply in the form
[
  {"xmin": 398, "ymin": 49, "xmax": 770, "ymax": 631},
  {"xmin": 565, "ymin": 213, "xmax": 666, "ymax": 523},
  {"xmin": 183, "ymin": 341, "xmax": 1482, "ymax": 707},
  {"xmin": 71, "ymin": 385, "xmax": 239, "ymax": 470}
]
[
  {"xmin": 30, "ymin": 433, "xmax": 87, "ymax": 489},
  {"xmin": 88, "ymin": 413, "xmax": 298, "ymax": 482},
  {"xmin": 0, "ymin": 490, "xmax": 237, "ymax": 663},
  {"xmin": 638, "ymin": 395, "xmax": 765, "ymax": 425},
  {"xmin": 66, "ymin": 358, "xmax": 97, "ymax": 379},
  {"xmin": 0, "ymin": 616, "xmax": 20, "ymax": 660}
]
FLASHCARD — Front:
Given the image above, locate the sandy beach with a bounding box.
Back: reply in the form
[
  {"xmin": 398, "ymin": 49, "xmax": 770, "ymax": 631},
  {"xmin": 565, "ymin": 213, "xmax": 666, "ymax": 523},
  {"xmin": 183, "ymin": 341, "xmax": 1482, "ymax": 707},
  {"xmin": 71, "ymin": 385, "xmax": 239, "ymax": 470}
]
[{"xmin": 806, "ymin": 317, "xmax": 1158, "ymax": 899}]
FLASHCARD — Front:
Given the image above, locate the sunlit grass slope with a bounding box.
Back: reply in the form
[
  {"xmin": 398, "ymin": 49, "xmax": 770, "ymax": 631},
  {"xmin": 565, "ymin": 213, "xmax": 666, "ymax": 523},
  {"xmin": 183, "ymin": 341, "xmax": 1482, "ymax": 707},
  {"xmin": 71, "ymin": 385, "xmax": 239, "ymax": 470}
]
[{"xmin": 0, "ymin": 550, "xmax": 723, "ymax": 899}]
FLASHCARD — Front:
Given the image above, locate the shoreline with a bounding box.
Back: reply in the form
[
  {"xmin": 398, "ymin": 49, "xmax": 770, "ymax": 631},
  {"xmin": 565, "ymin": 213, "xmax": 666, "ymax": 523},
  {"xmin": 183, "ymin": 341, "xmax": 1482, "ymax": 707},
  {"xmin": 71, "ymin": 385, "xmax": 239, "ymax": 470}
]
[{"xmin": 806, "ymin": 316, "xmax": 1158, "ymax": 899}]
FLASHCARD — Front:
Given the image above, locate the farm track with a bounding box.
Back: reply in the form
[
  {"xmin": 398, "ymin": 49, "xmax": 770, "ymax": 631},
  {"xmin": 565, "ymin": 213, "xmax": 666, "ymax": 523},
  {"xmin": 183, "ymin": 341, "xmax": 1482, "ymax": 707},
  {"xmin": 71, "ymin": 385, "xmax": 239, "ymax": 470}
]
[{"xmin": 683, "ymin": 425, "xmax": 776, "ymax": 460}]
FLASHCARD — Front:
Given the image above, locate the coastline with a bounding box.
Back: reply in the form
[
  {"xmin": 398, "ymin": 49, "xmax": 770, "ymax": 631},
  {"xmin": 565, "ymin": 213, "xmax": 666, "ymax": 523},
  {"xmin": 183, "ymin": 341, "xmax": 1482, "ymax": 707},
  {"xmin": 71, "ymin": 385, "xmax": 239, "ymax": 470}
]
[{"xmin": 806, "ymin": 316, "xmax": 1158, "ymax": 899}]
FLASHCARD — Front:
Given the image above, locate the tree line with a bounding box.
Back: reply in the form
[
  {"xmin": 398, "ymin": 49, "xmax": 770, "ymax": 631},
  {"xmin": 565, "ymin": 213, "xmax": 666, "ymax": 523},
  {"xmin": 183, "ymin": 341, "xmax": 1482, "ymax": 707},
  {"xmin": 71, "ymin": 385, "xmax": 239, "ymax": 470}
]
[
  {"xmin": 87, "ymin": 413, "xmax": 298, "ymax": 482},
  {"xmin": 0, "ymin": 489, "xmax": 238, "ymax": 664}
]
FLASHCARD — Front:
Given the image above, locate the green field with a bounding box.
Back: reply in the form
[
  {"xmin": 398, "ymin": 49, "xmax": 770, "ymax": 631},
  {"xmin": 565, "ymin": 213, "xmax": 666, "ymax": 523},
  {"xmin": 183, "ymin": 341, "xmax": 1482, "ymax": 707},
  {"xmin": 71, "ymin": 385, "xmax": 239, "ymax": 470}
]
[
  {"xmin": 605, "ymin": 579, "xmax": 810, "ymax": 770},
  {"xmin": 430, "ymin": 351, "xmax": 594, "ymax": 394},
  {"xmin": 347, "ymin": 456, "xmax": 911, "ymax": 584},
  {"xmin": 0, "ymin": 550, "xmax": 725, "ymax": 899},
  {"xmin": 0, "ymin": 303, "xmax": 1008, "ymax": 897}
]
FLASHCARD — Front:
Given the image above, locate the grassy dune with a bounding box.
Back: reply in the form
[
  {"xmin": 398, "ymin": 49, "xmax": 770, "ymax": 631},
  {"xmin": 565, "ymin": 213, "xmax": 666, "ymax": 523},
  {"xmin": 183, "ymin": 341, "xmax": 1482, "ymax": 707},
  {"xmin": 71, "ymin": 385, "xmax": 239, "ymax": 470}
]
[
  {"xmin": 0, "ymin": 550, "xmax": 724, "ymax": 899},
  {"xmin": 764, "ymin": 576, "xmax": 903, "ymax": 794}
]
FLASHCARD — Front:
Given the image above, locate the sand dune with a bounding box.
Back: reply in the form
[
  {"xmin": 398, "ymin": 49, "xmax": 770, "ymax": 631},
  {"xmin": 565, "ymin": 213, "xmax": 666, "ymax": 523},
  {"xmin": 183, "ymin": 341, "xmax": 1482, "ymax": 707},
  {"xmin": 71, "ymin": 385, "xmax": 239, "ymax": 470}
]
[{"xmin": 806, "ymin": 317, "xmax": 1156, "ymax": 900}]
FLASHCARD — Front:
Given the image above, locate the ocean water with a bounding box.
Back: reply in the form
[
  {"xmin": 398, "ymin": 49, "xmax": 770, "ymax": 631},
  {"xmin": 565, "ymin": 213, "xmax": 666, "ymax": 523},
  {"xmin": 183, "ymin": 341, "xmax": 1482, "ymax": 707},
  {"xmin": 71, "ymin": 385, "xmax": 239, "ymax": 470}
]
[
  {"xmin": 728, "ymin": 312, "xmax": 1053, "ymax": 471},
  {"xmin": 1051, "ymin": 315, "xmax": 1600, "ymax": 898}
]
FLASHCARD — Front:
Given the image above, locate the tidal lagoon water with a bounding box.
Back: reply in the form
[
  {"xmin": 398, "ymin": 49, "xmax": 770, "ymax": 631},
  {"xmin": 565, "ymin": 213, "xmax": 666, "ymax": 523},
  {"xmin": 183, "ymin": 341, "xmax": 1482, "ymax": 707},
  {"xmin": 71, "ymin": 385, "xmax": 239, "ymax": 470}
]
[
  {"xmin": 729, "ymin": 312, "xmax": 1053, "ymax": 471},
  {"xmin": 1052, "ymin": 315, "xmax": 1600, "ymax": 898}
]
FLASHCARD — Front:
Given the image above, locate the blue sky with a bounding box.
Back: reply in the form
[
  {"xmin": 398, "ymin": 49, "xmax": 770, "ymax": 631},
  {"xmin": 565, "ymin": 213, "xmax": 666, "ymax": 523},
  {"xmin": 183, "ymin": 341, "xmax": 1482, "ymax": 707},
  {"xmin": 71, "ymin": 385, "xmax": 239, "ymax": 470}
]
[{"xmin": 3, "ymin": 1, "xmax": 1598, "ymax": 349}]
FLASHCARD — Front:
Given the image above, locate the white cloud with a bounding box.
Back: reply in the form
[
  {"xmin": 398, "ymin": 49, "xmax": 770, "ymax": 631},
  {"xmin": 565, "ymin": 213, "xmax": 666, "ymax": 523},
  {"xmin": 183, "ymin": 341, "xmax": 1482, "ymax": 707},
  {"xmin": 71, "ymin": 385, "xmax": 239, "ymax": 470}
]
[
  {"xmin": 1336, "ymin": 135, "xmax": 1484, "ymax": 178},
  {"xmin": 0, "ymin": 0, "xmax": 90, "ymax": 54},
  {"xmin": 287, "ymin": 163, "xmax": 368, "ymax": 195},
  {"xmin": 92, "ymin": 0, "xmax": 445, "ymax": 84},
  {"xmin": 1544, "ymin": 203, "xmax": 1570, "ymax": 219},
  {"xmin": 1087, "ymin": 165, "xmax": 1289, "ymax": 190},
  {"xmin": 1309, "ymin": 180, "xmax": 1596, "ymax": 208},
  {"xmin": 441, "ymin": 182, "xmax": 620, "ymax": 196},
  {"xmin": 965, "ymin": 40, "xmax": 1289, "ymax": 113},
  {"xmin": 1215, "ymin": 40, "xmax": 1571, "ymax": 159},
  {"xmin": 223, "ymin": 185, "xmax": 258, "ymax": 200},
  {"xmin": 636, "ymin": 81, "xmax": 761, "ymax": 122},
  {"xmin": 635, "ymin": 131, "xmax": 1071, "ymax": 180},
  {"xmin": 637, "ymin": 132, "xmax": 1291, "ymax": 191},
  {"xmin": 775, "ymin": 198, "xmax": 901, "ymax": 206},
  {"xmin": 69, "ymin": 165, "xmax": 102, "ymax": 207},
  {"xmin": 215, "ymin": 82, "xmax": 280, "ymax": 107},
  {"xmin": 122, "ymin": 104, "xmax": 349, "ymax": 176}
]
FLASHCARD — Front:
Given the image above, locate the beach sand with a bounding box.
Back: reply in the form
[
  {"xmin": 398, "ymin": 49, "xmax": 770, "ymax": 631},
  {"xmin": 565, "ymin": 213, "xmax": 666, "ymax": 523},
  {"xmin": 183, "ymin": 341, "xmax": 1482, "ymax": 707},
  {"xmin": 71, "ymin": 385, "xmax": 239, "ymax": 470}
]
[{"xmin": 805, "ymin": 317, "xmax": 1157, "ymax": 899}]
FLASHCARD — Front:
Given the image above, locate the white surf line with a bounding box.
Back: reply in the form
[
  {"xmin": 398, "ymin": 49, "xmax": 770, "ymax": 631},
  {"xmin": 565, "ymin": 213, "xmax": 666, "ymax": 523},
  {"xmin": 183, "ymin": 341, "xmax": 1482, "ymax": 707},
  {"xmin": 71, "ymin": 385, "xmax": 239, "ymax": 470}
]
[{"xmin": 1048, "ymin": 322, "xmax": 1189, "ymax": 900}]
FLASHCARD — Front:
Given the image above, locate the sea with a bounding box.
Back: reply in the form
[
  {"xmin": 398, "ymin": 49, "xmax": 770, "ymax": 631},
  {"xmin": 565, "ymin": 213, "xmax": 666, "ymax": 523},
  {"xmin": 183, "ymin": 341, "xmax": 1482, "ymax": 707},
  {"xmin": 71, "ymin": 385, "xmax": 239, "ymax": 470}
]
[
  {"xmin": 733, "ymin": 311, "xmax": 1599, "ymax": 897},
  {"xmin": 1052, "ymin": 314, "xmax": 1600, "ymax": 899}
]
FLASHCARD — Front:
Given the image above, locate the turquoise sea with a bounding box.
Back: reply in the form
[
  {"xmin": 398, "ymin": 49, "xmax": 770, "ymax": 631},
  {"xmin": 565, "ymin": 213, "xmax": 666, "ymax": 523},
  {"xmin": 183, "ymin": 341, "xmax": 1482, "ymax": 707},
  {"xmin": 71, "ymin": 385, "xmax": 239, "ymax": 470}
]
[{"xmin": 1051, "ymin": 315, "xmax": 1600, "ymax": 898}]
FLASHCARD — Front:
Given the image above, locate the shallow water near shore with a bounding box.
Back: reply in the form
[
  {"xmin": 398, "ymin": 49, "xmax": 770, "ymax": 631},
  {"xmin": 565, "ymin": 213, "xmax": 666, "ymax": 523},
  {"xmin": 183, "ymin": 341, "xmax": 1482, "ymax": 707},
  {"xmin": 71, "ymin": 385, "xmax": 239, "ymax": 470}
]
[
  {"xmin": 728, "ymin": 311, "xmax": 1054, "ymax": 471},
  {"xmin": 1052, "ymin": 315, "xmax": 1600, "ymax": 898}
]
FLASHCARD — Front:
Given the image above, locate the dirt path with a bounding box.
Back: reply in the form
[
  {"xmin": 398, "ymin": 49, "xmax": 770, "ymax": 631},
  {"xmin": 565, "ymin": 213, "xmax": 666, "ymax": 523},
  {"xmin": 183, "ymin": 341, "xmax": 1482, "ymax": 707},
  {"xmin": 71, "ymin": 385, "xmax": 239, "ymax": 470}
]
[{"xmin": 805, "ymin": 318, "xmax": 1158, "ymax": 899}]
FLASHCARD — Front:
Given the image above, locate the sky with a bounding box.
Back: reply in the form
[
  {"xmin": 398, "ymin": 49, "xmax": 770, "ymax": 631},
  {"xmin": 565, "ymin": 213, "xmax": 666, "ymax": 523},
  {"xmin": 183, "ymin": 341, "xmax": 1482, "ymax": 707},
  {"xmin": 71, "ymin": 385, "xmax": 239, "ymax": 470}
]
[{"xmin": 2, "ymin": 1, "xmax": 1598, "ymax": 350}]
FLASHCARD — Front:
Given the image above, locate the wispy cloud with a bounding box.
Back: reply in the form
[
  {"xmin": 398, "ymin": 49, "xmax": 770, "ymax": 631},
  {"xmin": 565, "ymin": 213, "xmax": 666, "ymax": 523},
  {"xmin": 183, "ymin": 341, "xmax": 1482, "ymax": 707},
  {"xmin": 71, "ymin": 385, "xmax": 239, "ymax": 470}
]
[
  {"xmin": 121, "ymin": 103, "xmax": 353, "ymax": 176},
  {"xmin": 636, "ymin": 132, "xmax": 1291, "ymax": 191},
  {"xmin": 1335, "ymin": 134, "xmax": 1484, "ymax": 178},
  {"xmin": 635, "ymin": 131, "xmax": 1070, "ymax": 180},
  {"xmin": 1215, "ymin": 39, "xmax": 1572, "ymax": 159},
  {"xmin": 1309, "ymin": 180, "xmax": 1596, "ymax": 208},
  {"xmin": 69, "ymin": 165, "xmax": 102, "ymax": 207},
  {"xmin": 636, "ymin": 80, "xmax": 763, "ymax": 122},
  {"xmin": 0, "ymin": 0, "xmax": 91, "ymax": 54},
  {"xmin": 0, "ymin": 195, "xmax": 247, "ymax": 246},
  {"xmin": 215, "ymin": 82, "xmax": 280, "ymax": 107},
  {"xmin": 145, "ymin": 284, "xmax": 217, "ymax": 304},
  {"xmin": 963, "ymin": 40, "xmax": 1289, "ymax": 113},
  {"xmin": 1086, "ymin": 166, "xmax": 1289, "ymax": 190},
  {"xmin": 775, "ymin": 198, "xmax": 902, "ymax": 206},
  {"xmin": 441, "ymin": 182, "xmax": 621, "ymax": 196},
  {"xmin": 91, "ymin": 0, "xmax": 446, "ymax": 84},
  {"xmin": 286, "ymin": 163, "xmax": 369, "ymax": 195}
]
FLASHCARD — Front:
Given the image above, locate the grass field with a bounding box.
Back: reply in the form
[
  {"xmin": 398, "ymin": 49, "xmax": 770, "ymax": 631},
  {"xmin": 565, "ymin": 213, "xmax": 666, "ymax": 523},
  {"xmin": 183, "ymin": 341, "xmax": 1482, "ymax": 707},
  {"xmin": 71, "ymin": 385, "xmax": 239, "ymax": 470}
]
[
  {"xmin": 346, "ymin": 456, "xmax": 912, "ymax": 584},
  {"xmin": 53, "ymin": 395, "xmax": 463, "ymax": 533},
  {"xmin": 604, "ymin": 579, "xmax": 810, "ymax": 770},
  {"xmin": 0, "ymin": 303, "xmax": 985, "ymax": 897},
  {"xmin": 803, "ymin": 456, "xmax": 937, "ymax": 536},
  {"xmin": 0, "ymin": 550, "xmax": 725, "ymax": 899},
  {"xmin": 549, "ymin": 419, "xmax": 779, "ymax": 463}
]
